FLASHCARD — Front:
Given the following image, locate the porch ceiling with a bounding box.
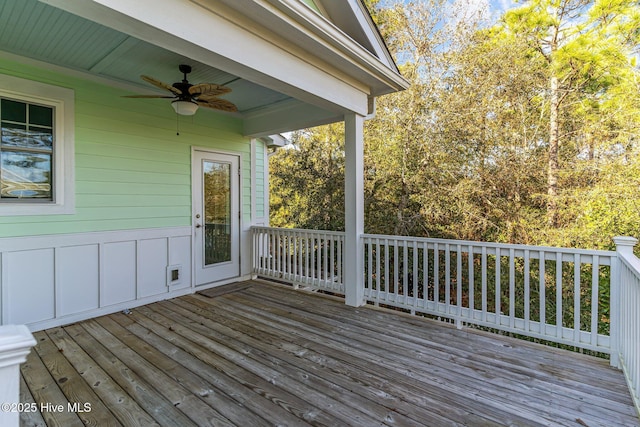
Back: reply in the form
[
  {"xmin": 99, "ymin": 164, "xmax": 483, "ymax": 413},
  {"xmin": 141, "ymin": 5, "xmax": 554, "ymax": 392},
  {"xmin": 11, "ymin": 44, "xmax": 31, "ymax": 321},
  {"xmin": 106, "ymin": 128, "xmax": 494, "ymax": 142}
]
[{"xmin": 0, "ymin": 0, "xmax": 347, "ymax": 136}]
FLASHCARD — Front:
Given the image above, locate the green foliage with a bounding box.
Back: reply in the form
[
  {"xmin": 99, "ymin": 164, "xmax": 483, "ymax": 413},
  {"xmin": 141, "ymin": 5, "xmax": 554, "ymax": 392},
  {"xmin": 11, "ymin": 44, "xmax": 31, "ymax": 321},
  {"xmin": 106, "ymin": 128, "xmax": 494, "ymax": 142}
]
[
  {"xmin": 269, "ymin": 125, "xmax": 345, "ymax": 231},
  {"xmin": 269, "ymin": 0, "xmax": 640, "ymax": 255}
]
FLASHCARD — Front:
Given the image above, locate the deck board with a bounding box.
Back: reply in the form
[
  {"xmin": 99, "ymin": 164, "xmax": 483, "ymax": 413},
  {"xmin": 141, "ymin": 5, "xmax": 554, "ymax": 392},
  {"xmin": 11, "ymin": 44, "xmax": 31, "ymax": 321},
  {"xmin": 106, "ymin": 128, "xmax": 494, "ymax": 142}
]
[{"xmin": 20, "ymin": 280, "xmax": 640, "ymax": 427}]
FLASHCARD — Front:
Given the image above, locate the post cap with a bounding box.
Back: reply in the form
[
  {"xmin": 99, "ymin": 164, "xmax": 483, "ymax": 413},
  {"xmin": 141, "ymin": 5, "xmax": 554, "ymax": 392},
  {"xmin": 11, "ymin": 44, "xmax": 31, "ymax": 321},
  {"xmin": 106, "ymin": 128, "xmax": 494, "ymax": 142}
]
[{"xmin": 613, "ymin": 236, "xmax": 638, "ymax": 247}]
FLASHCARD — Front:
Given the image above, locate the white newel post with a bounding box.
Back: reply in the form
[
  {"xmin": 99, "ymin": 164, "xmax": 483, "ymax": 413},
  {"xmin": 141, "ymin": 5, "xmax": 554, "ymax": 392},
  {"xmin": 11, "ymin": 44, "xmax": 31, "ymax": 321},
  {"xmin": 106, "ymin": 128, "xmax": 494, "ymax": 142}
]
[
  {"xmin": 612, "ymin": 236, "xmax": 638, "ymax": 369},
  {"xmin": 344, "ymin": 112, "xmax": 365, "ymax": 306},
  {"xmin": 0, "ymin": 325, "xmax": 36, "ymax": 427}
]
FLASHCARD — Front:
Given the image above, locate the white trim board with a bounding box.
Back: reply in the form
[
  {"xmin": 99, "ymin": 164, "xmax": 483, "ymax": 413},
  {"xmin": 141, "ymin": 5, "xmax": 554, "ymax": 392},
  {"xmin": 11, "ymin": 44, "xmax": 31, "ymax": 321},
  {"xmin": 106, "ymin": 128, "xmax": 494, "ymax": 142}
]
[{"xmin": 0, "ymin": 73, "xmax": 75, "ymax": 215}]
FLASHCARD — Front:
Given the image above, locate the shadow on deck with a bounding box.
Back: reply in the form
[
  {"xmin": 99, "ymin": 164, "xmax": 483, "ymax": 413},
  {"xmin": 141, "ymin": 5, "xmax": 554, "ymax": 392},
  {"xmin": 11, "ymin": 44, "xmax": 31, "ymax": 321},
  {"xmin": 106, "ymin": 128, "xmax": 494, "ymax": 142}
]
[{"xmin": 20, "ymin": 280, "xmax": 639, "ymax": 426}]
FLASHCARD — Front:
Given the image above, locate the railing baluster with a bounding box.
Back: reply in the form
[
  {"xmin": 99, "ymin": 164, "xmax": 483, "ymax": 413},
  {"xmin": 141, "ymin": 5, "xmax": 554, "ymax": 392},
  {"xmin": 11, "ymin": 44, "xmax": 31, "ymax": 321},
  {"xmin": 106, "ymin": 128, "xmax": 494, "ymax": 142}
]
[
  {"xmin": 456, "ymin": 244, "xmax": 462, "ymax": 325},
  {"xmin": 276, "ymin": 229, "xmax": 281, "ymax": 276},
  {"xmin": 304, "ymin": 233, "xmax": 313, "ymax": 284},
  {"xmin": 384, "ymin": 238, "xmax": 389, "ymax": 300},
  {"xmin": 330, "ymin": 235, "xmax": 335, "ymax": 288},
  {"xmin": 574, "ymin": 253, "xmax": 581, "ymax": 344},
  {"xmin": 509, "ymin": 248, "xmax": 515, "ymax": 329},
  {"xmin": 375, "ymin": 238, "xmax": 381, "ymax": 296},
  {"xmin": 524, "ymin": 249, "xmax": 530, "ymax": 333},
  {"xmin": 393, "ymin": 239, "xmax": 399, "ymax": 298},
  {"xmin": 591, "ymin": 255, "xmax": 599, "ymax": 347},
  {"xmin": 312, "ymin": 232, "xmax": 316, "ymax": 284},
  {"xmin": 434, "ymin": 243, "xmax": 440, "ymax": 307},
  {"xmin": 539, "ymin": 250, "xmax": 546, "ymax": 335},
  {"xmin": 338, "ymin": 235, "xmax": 343, "ymax": 287},
  {"xmin": 556, "ymin": 252, "xmax": 563, "ymax": 339},
  {"xmin": 367, "ymin": 238, "xmax": 372, "ymax": 293},
  {"xmin": 468, "ymin": 244, "xmax": 474, "ymax": 320},
  {"xmin": 316, "ymin": 232, "xmax": 322, "ymax": 284},
  {"xmin": 284, "ymin": 231, "xmax": 290, "ymax": 279},
  {"xmin": 495, "ymin": 247, "xmax": 501, "ymax": 325},
  {"xmin": 413, "ymin": 240, "xmax": 418, "ymax": 312},
  {"xmin": 324, "ymin": 234, "xmax": 329, "ymax": 285},
  {"xmin": 403, "ymin": 240, "xmax": 408, "ymax": 302},
  {"xmin": 481, "ymin": 246, "xmax": 487, "ymax": 323},
  {"xmin": 445, "ymin": 243, "xmax": 451, "ymax": 315},
  {"xmin": 292, "ymin": 232, "xmax": 297, "ymax": 280},
  {"xmin": 423, "ymin": 241, "xmax": 429, "ymax": 306}
]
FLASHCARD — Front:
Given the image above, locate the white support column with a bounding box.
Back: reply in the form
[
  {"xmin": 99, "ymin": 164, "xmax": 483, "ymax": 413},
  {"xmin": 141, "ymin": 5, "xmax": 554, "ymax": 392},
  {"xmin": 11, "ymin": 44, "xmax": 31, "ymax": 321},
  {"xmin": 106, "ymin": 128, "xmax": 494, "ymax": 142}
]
[
  {"xmin": 0, "ymin": 325, "xmax": 36, "ymax": 427},
  {"xmin": 344, "ymin": 112, "xmax": 365, "ymax": 307}
]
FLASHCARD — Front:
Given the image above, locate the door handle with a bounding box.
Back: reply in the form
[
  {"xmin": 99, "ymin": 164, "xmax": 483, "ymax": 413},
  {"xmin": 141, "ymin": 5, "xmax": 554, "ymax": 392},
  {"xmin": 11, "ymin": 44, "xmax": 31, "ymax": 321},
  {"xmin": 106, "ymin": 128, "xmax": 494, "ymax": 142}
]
[{"xmin": 195, "ymin": 223, "xmax": 202, "ymax": 228}]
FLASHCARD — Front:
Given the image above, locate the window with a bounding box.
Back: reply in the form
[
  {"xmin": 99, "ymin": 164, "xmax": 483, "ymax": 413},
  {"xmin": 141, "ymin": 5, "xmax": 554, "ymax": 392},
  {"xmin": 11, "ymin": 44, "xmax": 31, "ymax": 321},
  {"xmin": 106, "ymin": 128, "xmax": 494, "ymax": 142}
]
[
  {"xmin": 0, "ymin": 74, "xmax": 74, "ymax": 215},
  {"xmin": 1, "ymin": 98, "xmax": 54, "ymax": 200}
]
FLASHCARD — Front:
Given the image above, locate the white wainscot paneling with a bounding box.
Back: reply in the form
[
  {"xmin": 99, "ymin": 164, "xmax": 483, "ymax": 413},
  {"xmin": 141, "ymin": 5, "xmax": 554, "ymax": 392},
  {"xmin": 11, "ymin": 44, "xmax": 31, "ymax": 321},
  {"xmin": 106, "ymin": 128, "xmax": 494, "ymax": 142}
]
[
  {"xmin": 101, "ymin": 241, "xmax": 137, "ymax": 307},
  {"xmin": 0, "ymin": 226, "xmax": 193, "ymax": 330},
  {"xmin": 3, "ymin": 249, "xmax": 54, "ymax": 324},
  {"xmin": 57, "ymin": 244, "xmax": 99, "ymax": 317},
  {"xmin": 138, "ymin": 238, "xmax": 169, "ymax": 298},
  {"xmin": 169, "ymin": 235, "xmax": 191, "ymax": 290}
]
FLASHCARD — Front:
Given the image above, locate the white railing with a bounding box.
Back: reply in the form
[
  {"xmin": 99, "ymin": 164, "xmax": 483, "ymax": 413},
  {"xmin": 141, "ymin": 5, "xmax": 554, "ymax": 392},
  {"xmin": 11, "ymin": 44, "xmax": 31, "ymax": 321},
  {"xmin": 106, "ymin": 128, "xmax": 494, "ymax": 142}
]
[
  {"xmin": 362, "ymin": 234, "xmax": 616, "ymax": 354},
  {"xmin": 614, "ymin": 237, "xmax": 640, "ymax": 414},
  {"xmin": 252, "ymin": 226, "xmax": 345, "ymax": 293},
  {"xmin": 0, "ymin": 325, "xmax": 36, "ymax": 427},
  {"xmin": 252, "ymin": 227, "xmax": 639, "ymax": 414}
]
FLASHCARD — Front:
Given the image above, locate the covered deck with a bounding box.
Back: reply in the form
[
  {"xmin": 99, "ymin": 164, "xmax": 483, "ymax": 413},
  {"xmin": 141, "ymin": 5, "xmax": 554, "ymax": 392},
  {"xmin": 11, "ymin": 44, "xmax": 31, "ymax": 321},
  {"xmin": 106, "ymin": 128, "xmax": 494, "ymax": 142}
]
[{"xmin": 20, "ymin": 281, "xmax": 638, "ymax": 426}]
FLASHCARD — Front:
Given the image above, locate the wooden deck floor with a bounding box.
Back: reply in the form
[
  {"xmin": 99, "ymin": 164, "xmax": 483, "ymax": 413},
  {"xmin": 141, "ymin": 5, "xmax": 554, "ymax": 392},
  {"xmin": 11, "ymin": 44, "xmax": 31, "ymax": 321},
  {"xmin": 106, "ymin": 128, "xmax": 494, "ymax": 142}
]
[{"xmin": 20, "ymin": 280, "xmax": 639, "ymax": 427}]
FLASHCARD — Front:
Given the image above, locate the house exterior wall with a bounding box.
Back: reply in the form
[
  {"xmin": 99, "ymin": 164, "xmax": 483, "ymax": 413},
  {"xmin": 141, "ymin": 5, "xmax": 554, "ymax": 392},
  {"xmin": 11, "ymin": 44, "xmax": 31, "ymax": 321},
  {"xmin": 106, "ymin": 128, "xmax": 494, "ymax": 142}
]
[
  {"xmin": 0, "ymin": 56, "xmax": 253, "ymax": 236},
  {"xmin": 0, "ymin": 56, "xmax": 262, "ymax": 330}
]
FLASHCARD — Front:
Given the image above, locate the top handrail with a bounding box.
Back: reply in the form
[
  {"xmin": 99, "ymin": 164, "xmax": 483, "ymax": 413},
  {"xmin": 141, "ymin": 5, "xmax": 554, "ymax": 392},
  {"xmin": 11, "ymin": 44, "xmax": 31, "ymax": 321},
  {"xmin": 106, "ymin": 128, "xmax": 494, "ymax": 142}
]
[
  {"xmin": 363, "ymin": 233, "xmax": 616, "ymax": 257},
  {"xmin": 252, "ymin": 225, "xmax": 345, "ymax": 237}
]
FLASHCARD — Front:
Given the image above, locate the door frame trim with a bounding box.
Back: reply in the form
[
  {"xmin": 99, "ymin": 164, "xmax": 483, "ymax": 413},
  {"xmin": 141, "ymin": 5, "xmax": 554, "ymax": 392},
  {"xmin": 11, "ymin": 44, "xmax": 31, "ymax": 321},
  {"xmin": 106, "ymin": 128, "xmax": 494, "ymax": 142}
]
[{"xmin": 191, "ymin": 146, "xmax": 244, "ymax": 287}]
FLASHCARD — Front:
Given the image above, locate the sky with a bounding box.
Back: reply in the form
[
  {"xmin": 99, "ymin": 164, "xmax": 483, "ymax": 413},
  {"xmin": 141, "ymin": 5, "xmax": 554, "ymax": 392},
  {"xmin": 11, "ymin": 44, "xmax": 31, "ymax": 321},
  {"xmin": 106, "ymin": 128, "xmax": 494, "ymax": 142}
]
[{"xmin": 453, "ymin": 0, "xmax": 519, "ymax": 21}]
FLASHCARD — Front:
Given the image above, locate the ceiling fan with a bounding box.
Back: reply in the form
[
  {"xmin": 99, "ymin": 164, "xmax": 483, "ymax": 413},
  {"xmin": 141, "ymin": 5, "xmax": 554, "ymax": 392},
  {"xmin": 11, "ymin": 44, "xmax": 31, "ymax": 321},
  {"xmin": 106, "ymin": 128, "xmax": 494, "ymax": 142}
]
[{"xmin": 123, "ymin": 64, "xmax": 237, "ymax": 115}]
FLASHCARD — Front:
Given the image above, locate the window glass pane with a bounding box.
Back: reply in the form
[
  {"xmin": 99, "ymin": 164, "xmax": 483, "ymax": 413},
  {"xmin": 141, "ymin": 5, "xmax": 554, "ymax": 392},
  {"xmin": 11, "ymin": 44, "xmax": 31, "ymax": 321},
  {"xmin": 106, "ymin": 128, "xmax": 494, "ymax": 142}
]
[
  {"xmin": 29, "ymin": 104, "xmax": 53, "ymax": 127},
  {"xmin": 1, "ymin": 122, "xmax": 26, "ymax": 145},
  {"xmin": 1, "ymin": 99, "xmax": 27, "ymax": 122},
  {"xmin": 1, "ymin": 124, "xmax": 52, "ymax": 151},
  {"xmin": 0, "ymin": 151, "xmax": 52, "ymax": 199}
]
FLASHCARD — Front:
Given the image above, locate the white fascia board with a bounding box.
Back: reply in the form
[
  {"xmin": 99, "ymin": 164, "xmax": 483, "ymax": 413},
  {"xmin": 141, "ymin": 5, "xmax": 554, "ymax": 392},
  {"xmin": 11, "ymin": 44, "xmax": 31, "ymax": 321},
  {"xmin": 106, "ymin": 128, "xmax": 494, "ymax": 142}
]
[
  {"xmin": 39, "ymin": 0, "xmax": 370, "ymax": 115},
  {"xmin": 346, "ymin": 0, "xmax": 399, "ymax": 73},
  {"xmin": 216, "ymin": 0, "xmax": 409, "ymax": 96},
  {"xmin": 243, "ymin": 99, "xmax": 343, "ymax": 137},
  {"xmin": 274, "ymin": 0, "xmax": 408, "ymax": 93}
]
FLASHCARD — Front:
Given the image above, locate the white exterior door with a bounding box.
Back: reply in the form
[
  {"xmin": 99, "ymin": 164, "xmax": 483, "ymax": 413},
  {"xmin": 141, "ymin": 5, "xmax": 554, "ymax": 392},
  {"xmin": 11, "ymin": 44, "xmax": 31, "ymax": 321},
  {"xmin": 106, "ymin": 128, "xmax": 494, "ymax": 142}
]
[{"xmin": 192, "ymin": 150, "xmax": 240, "ymax": 286}]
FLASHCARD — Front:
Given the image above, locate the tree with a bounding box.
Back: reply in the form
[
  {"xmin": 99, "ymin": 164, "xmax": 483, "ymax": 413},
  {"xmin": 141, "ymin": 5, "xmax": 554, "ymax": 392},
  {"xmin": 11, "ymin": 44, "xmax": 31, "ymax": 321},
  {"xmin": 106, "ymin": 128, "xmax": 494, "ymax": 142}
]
[
  {"xmin": 269, "ymin": 0, "xmax": 640, "ymax": 253},
  {"xmin": 501, "ymin": 0, "xmax": 640, "ymax": 227},
  {"xmin": 269, "ymin": 126, "xmax": 345, "ymax": 231}
]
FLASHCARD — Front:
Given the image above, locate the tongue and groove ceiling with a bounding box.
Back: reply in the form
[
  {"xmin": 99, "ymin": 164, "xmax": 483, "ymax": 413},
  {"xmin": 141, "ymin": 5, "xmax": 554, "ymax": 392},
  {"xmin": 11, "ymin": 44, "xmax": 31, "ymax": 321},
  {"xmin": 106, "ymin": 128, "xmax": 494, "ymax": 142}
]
[
  {"xmin": 0, "ymin": 0, "xmax": 405, "ymax": 135},
  {"xmin": 0, "ymin": 0, "xmax": 291, "ymax": 115}
]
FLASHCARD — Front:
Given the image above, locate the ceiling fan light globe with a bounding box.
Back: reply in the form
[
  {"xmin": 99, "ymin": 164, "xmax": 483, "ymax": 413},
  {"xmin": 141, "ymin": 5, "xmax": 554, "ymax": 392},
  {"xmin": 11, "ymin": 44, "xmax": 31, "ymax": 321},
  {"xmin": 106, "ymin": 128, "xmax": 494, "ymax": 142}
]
[{"xmin": 171, "ymin": 100, "xmax": 199, "ymax": 116}]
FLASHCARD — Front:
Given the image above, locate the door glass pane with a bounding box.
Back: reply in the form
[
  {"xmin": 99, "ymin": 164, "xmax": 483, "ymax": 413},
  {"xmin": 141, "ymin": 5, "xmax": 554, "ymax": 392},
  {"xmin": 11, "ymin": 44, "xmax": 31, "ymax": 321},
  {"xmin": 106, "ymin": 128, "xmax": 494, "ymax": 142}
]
[{"xmin": 203, "ymin": 160, "xmax": 231, "ymax": 265}]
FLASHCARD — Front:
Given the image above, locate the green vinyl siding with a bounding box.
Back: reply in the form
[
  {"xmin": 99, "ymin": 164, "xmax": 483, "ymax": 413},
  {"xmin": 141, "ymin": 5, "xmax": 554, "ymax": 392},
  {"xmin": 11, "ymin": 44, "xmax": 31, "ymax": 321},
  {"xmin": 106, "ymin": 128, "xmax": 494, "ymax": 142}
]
[
  {"xmin": 301, "ymin": 0, "xmax": 321, "ymax": 13},
  {"xmin": 0, "ymin": 57, "xmax": 252, "ymax": 237}
]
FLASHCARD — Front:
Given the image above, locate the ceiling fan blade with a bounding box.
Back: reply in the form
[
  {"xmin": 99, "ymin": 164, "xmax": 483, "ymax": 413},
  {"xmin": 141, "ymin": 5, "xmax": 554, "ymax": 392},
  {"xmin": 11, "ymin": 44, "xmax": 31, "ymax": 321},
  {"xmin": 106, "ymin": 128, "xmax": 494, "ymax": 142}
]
[
  {"xmin": 141, "ymin": 75, "xmax": 182, "ymax": 95},
  {"xmin": 189, "ymin": 83, "xmax": 232, "ymax": 97},
  {"xmin": 122, "ymin": 95, "xmax": 176, "ymax": 98},
  {"xmin": 197, "ymin": 98, "xmax": 238, "ymax": 113}
]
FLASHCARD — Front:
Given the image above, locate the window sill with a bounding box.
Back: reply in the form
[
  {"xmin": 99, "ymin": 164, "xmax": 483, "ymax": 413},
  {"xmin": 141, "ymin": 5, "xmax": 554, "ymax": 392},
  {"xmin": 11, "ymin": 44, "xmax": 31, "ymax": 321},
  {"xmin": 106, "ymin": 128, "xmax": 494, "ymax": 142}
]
[{"xmin": 0, "ymin": 203, "xmax": 75, "ymax": 216}]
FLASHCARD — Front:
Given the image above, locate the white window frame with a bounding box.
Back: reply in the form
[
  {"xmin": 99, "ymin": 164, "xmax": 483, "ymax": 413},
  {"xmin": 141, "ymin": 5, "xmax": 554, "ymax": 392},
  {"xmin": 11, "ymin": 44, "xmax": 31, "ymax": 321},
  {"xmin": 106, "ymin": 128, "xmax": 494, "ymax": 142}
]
[{"xmin": 0, "ymin": 74, "xmax": 75, "ymax": 215}]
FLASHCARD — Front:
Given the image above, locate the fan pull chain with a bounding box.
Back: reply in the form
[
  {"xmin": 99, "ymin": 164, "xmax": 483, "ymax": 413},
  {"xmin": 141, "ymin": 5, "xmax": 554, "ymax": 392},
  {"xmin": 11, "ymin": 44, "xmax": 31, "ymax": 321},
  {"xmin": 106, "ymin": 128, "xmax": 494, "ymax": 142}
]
[{"xmin": 176, "ymin": 113, "xmax": 180, "ymax": 136}]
